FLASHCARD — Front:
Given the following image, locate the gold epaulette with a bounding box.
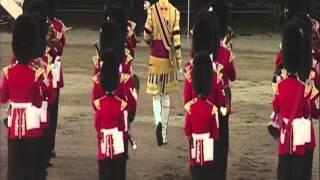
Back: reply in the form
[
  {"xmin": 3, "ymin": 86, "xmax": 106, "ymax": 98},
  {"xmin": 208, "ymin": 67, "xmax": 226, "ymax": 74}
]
[
  {"xmin": 229, "ymin": 51, "xmax": 236, "ymax": 63},
  {"xmin": 216, "ymin": 63, "xmax": 224, "ymax": 82},
  {"xmin": 35, "ymin": 68, "xmax": 45, "ymax": 81},
  {"xmin": 94, "ymin": 99, "xmax": 101, "ymax": 110},
  {"xmin": 304, "ymin": 80, "xmax": 313, "ymax": 97},
  {"xmin": 92, "ymin": 55, "xmax": 100, "ymax": 69},
  {"xmin": 184, "ymin": 62, "xmax": 192, "ymax": 82},
  {"xmin": 125, "ymin": 48, "xmax": 133, "ymax": 64},
  {"xmin": 184, "ymin": 98, "xmax": 197, "ymax": 113},
  {"xmin": 212, "ymin": 105, "xmax": 218, "ymax": 115},
  {"xmin": 2, "ymin": 65, "xmax": 10, "ymax": 79},
  {"xmin": 92, "ymin": 73, "xmax": 100, "ymax": 84},
  {"xmin": 271, "ymin": 82, "xmax": 278, "ymax": 94},
  {"xmin": 115, "ymin": 96, "xmax": 128, "ymax": 111},
  {"xmin": 120, "ymin": 73, "xmax": 131, "ymax": 83},
  {"xmin": 310, "ymin": 87, "xmax": 319, "ymax": 100}
]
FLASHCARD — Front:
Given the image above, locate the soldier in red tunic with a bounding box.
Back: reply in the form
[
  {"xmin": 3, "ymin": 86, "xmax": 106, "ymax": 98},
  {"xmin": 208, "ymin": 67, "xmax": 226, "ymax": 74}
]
[
  {"xmin": 270, "ymin": 14, "xmax": 317, "ymax": 180},
  {"xmin": 93, "ymin": 49, "xmax": 127, "ymax": 180},
  {"xmin": 204, "ymin": 2, "xmax": 235, "ymax": 179},
  {"xmin": 45, "ymin": 0, "xmax": 67, "ymax": 159},
  {"xmin": 184, "ymin": 52, "xmax": 219, "ymax": 180},
  {"xmin": 0, "ymin": 14, "xmax": 44, "ymax": 180},
  {"xmin": 272, "ymin": 21, "xmax": 312, "ymax": 180}
]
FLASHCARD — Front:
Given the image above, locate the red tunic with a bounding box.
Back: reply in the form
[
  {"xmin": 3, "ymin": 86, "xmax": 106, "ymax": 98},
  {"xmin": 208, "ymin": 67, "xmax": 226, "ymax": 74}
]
[
  {"xmin": 184, "ymin": 97, "xmax": 219, "ymax": 166},
  {"xmin": 184, "ymin": 59, "xmax": 227, "ymax": 112},
  {"xmin": 215, "ymin": 43, "xmax": 236, "ymax": 87},
  {"xmin": 91, "ymin": 73, "xmax": 126, "ymax": 111},
  {"xmin": 30, "ymin": 56, "xmax": 56, "ymax": 129},
  {"xmin": 272, "ymin": 76, "xmax": 310, "ymax": 155},
  {"xmin": 0, "ymin": 63, "xmax": 43, "ymax": 139},
  {"xmin": 94, "ymin": 95, "xmax": 127, "ymax": 160}
]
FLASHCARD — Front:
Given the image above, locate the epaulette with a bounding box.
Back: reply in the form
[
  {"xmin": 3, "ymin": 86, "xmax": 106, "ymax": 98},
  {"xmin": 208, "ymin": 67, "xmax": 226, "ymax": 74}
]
[
  {"xmin": 212, "ymin": 105, "xmax": 218, "ymax": 115},
  {"xmin": 184, "ymin": 60, "xmax": 193, "ymax": 82},
  {"xmin": 184, "ymin": 98, "xmax": 197, "ymax": 114},
  {"xmin": 92, "ymin": 55, "xmax": 100, "ymax": 69},
  {"xmin": 229, "ymin": 51, "xmax": 236, "ymax": 63},
  {"xmin": 216, "ymin": 63, "xmax": 224, "ymax": 82},
  {"xmin": 94, "ymin": 99, "xmax": 101, "ymax": 110},
  {"xmin": 271, "ymin": 82, "xmax": 278, "ymax": 94},
  {"xmin": 115, "ymin": 96, "xmax": 128, "ymax": 111},
  {"xmin": 35, "ymin": 68, "xmax": 45, "ymax": 81},
  {"xmin": 92, "ymin": 73, "xmax": 100, "ymax": 84},
  {"xmin": 2, "ymin": 65, "xmax": 10, "ymax": 79},
  {"xmin": 125, "ymin": 48, "xmax": 133, "ymax": 64},
  {"xmin": 310, "ymin": 87, "xmax": 319, "ymax": 100},
  {"xmin": 120, "ymin": 73, "xmax": 131, "ymax": 84}
]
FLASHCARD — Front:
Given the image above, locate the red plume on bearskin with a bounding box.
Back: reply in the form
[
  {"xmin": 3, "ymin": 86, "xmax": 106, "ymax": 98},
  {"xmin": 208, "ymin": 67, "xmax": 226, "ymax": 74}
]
[{"xmin": 12, "ymin": 14, "xmax": 40, "ymax": 63}]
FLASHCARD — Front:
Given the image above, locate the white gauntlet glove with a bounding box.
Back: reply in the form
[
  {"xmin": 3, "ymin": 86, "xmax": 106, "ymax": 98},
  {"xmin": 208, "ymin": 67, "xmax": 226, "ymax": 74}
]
[{"xmin": 144, "ymin": 1, "xmax": 151, "ymax": 10}]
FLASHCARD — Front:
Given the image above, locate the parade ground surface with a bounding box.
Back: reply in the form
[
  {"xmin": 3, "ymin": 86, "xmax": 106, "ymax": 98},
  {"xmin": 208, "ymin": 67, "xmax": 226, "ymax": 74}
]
[{"xmin": 0, "ymin": 29, "xmax": 319, "ymax": 180}]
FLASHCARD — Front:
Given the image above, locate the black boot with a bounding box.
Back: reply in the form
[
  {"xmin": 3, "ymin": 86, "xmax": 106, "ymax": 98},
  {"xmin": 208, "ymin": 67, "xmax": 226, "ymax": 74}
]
[{"xmin": 156, "ymin": 123, "xmax": 163, "ymax": 146}]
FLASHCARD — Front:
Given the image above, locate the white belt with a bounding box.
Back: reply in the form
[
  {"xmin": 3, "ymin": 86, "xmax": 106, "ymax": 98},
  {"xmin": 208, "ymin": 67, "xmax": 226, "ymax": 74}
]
[
  {"xmin": 9, "ymin": 102, "xmax": 41, "ymax": 131},
  {"xmin": 40, "ymin": 101, "xmax": 48, "ymax": 123},
  {"xmin": 100, "ymin": 128, "xmax": 125, "ymax": 158},
  {"xmin": 191, "ymin": 133, "xmax": 214, "ymax": 165},
  {"xmin": 51, "ymin": 56, "xmax": 61, "ymax": 88},
  {"xmin": 292, "ymin": 118, "xmax": 311, "ymax": 147}
]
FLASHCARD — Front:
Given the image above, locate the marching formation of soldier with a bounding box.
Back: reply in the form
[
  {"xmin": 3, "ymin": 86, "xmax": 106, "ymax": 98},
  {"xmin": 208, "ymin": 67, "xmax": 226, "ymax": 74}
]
[{"xmin": 0, "ymin": 0, "xmax": 318, "ymax": 180}]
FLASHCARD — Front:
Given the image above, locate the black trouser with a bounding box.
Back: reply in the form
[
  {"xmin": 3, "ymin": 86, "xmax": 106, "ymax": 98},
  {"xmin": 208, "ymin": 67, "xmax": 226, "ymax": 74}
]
[
  {"xmin": 214, "ymin": 115, "xmax": 229, "ymax": 180},
  {"xmin": 190, "ymin": 163, "xmax": 215, "ymax": 180},
  {"xmin": 42, "ymin": 128, "xmax": 51, "ymax": 164},
  {"xmin": 7, "ymin": 137, "xmax": 45, "ymax": 180},
  {"xmin": 49, "ymin": 89, "xmax": 60, "ymax": 152},
  {"xmin": 277, "ymin": 154, "xmax": 304, "ymax": 180},
  {"xmin": 303, "ymin": 149, "xmax": 314, "ymax": 180},
  {"xmin": 98, "ymin": 157, "xmax": 126, "ymax": 180}
]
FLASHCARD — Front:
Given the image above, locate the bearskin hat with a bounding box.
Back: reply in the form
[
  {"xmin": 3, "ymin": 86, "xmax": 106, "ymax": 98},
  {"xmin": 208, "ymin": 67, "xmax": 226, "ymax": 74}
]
[
  {"xmin": 293, "ymin": 13, "xmax": 312, "ymax": 81},
  {"xmin": 282, "ymin": 21, "xmax": 305, "ymax": 75},
  {"xmin": 206, "ymin": 0, "xmax": 229, "ymax": 39},
  {"xmin": 23, "ymin": 0, "xmax": 49, "ymax": 57},
  {"xmin": 285, "ymin": 0, "xmax": 308, "ymax": 22},
  {"xmin": 100, "ymin": 49, "xmax": 120, "ymax": 93},
  {"xmin": 103, "ymin": 5, "xmax": 128, "ymax": 44},
  {"xmin": 100, "ymin": 18, "xmax": 124, "ymax": 63},
  {"xmin": 23, "ymin": 0, "xmax": 48, "ymax": 21},
  {"xmin": 45, "ymin": 0, "xmax": 56, "ymax": 19},
  {"xmin": 192, "ymin": 51, "xmax": 213, "ymax": 98},
  {"xmin": 12, "ymin": 14, "xmax": 39, "ymax": 63},
  {"xmin": 192, "ymin": 12, "xmax": 220, "ymax": 58}
]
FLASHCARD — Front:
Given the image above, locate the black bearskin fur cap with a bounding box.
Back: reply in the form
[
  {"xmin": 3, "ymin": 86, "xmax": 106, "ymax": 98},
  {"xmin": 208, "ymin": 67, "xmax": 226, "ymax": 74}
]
[
  {"xmin": 192, "ymin": 51, "xmax": 213, "ymax": 98},
  {"xmin": 12, "ymin": 14, "xmax": 39, "ymax": 63},
  {"xmin": 100, "ymin": 50, "xmax": 120, "ymax": 93},
  {"xmin": 100, "ymin": 18, "xmax": 124, "ymax": 64},
  {"xmin": 282, "ymin": 21, "xmax": 305, "ymax": 75},
  {"xmin": 293, "ymin": 13, "xmax": 312, "ymax": 82}
]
